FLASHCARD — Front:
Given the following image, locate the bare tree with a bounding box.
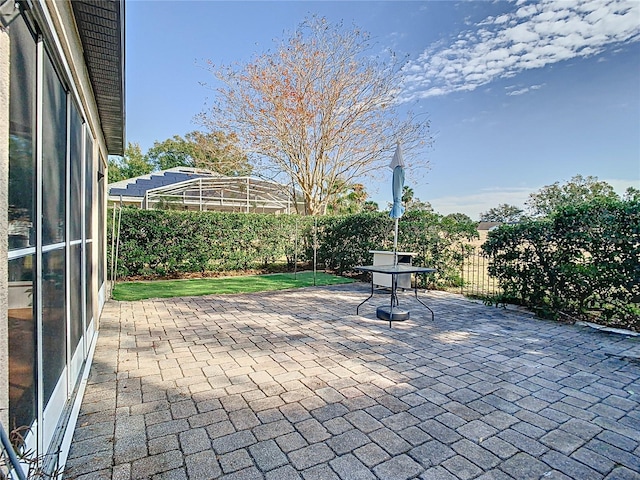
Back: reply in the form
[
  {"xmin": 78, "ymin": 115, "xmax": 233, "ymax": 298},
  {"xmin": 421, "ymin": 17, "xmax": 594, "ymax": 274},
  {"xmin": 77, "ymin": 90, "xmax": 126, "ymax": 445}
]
[{"xmin": 198, "ymin": 16, "xmax": 430, "ymax": 215}]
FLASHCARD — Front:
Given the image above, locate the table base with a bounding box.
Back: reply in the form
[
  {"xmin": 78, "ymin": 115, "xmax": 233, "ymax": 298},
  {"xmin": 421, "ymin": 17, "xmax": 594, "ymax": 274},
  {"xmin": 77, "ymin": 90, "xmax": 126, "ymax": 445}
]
[{"xmin": 376, "ymin": 306, "xmax": 410, "ymax": 322}]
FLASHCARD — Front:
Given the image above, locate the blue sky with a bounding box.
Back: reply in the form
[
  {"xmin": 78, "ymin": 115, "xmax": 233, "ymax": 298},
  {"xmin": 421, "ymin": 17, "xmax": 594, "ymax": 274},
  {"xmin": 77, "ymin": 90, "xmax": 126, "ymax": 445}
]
[{"xmin": 126, "ymin": 0, "xmax": 640, "ymax": 220}]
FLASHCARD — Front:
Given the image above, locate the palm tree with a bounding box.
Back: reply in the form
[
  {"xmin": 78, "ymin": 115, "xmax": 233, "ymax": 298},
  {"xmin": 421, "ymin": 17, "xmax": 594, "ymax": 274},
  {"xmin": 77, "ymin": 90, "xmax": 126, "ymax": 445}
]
[{"xmin": 402, "ymin": 186, "xmax": 414, "ymax": 206}]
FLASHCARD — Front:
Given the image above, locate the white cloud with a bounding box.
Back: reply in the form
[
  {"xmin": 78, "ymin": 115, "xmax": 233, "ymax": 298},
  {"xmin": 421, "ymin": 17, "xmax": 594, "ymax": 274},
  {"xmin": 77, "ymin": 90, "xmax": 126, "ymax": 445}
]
[
  {"xmin": 401, "ymin": 0, "xmax": 640, "ymax": 100},
  {"xmin": 507, "ymin": 87, "xmax": 530, "ymax": 95},
  {"xmin": 603, "ymin": 178, "xmax": 640, "ymax": 194}
]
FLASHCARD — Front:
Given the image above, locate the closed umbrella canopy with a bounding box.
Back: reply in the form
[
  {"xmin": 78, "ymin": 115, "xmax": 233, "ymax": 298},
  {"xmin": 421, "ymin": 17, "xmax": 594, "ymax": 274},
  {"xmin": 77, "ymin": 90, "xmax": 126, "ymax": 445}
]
[
  {"xmin": 389, "ymin": 144, "xmax": 405, "ymax": 220},
  {"xmin": 389, "ymin": 144, "xmax": 405, "ymax": 266}
]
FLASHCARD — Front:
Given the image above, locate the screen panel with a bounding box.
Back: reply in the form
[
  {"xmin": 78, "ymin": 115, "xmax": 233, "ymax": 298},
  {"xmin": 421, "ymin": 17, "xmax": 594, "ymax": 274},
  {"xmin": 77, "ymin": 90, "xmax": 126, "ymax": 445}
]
[
  {"xmin": 69, "ymin": 103, "xmax": 83, "ymax": 241},
  {"xmin": 42, "ymin": 249, "xmax": 66, "ymax": 406},
  {"xmin": 42, "ymin": 51, "xmax": 67, "ymax": 246},
  {"xmin": 8, "ymin": 256, "xmax": 36, "ymax": 431},
  {"xmin": 8, "ymin": 11, "xmax": 36, "ymax": 250}
]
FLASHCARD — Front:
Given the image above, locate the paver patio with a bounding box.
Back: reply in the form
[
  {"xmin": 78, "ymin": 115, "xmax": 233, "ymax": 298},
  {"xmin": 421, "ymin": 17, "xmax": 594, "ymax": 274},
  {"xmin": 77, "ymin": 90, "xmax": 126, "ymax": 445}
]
[{"xmin": 63, "ymin": 283, "xmax": 640, "ymax": 480}]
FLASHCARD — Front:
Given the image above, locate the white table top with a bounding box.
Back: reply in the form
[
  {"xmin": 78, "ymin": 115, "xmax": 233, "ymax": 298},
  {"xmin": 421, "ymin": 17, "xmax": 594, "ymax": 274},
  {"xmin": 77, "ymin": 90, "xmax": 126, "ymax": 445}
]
[
  {"xmin": 355, "ymin": 264, "xmax": 436, "ymax": 274},
  {"xmin": 369, "ymin": 250, "xmax": 417, "ymax": 256}
]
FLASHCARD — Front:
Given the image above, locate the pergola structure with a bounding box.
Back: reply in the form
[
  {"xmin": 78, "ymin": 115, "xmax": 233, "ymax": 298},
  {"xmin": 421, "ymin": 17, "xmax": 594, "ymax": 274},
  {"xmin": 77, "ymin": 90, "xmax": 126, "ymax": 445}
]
[{"xmin": 109, "ymin": 167, "xmax": 304, "ymax": 214}]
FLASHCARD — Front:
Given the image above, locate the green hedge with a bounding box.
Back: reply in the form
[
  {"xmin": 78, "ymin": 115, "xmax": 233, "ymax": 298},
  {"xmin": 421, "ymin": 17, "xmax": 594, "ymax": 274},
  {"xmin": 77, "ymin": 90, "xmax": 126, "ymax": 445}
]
[
  {"xmin": 108, "ymin": 209, "xmax": 312, "ymax": 277},
  {"xmin": 313, "ymin": 211, "xmax": 478, "ymax": 288},
  {"xmin": 108, "ymin": 209, "xmax": 478, "ymax": 288},
  {"xmin": 482, "ymin": 197, "xmax": 640, "ymax": 331}
]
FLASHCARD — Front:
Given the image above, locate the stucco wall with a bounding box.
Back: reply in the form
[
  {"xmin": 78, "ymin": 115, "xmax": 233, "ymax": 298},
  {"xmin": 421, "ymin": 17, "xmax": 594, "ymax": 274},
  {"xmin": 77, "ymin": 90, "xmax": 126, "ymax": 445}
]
[{"xmin": 0, "ymin": 25, "xmax": 10, "ymax": 430}]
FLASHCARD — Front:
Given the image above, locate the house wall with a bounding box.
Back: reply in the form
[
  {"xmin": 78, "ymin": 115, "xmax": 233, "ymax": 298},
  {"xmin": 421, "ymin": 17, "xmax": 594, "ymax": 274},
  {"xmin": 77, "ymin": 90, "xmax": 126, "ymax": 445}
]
[
  {"xmin": 0, "ymin": 25, "xmax": 9, "ymax": 430},
  {"xmin": 2, "ymin": 0, "xmax": 115, "ymax": 464}
]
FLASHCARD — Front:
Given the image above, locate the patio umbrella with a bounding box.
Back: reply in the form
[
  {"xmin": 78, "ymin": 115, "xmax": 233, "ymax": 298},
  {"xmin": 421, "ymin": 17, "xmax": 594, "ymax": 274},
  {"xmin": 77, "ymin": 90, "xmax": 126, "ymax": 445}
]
[{"xmin": 389, "ymin": 143, "xmax": 405, "ymax": 266}]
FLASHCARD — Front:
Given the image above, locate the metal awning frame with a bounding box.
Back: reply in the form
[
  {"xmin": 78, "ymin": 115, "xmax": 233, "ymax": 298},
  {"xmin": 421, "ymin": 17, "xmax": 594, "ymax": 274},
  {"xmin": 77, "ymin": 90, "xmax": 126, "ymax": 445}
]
[{"xmin": 142, "ymin": 176, "xmax": 304, "ymax": 213}]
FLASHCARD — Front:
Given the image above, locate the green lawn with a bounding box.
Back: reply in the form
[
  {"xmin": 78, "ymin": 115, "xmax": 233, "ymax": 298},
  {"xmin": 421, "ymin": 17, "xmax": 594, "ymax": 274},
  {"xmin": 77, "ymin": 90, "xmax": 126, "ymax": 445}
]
[{"xmin": 112, "ymin": 271, "xmax": 354, "ymax": 301}]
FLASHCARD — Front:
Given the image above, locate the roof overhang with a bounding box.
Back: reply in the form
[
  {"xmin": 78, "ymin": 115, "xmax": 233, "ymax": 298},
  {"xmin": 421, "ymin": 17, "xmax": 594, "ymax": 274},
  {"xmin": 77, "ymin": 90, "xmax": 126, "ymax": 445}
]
[{"xmin": 71, "ymin": 0, "xmax": 125, "ymax": 156}]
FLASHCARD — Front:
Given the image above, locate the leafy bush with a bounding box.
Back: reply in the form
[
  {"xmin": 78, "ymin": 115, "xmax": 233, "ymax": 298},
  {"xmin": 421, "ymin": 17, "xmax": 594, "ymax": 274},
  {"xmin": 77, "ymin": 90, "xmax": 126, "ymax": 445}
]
[
  {"xmin": 313, "ymin": 210, "xmax": 478, "ymax": 288},
  {"xmin": 313, "ymin": 213, "xmax": 392, "ymax": 274},
  {"xmin": 482, "ymin": 197, "xmax": 640, "ymax": 331}
]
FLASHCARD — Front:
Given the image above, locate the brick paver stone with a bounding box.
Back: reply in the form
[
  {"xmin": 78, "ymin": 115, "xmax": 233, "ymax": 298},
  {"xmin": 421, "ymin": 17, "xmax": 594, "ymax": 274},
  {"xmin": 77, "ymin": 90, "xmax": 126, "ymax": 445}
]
[
  {"xmin": 288, "ymin": 443, "xmax": 335, "ymax": 470},
  {"xmin": 211, "ymin": 430, "xmax": 257, "ymax": 455},
  {"xmin": 326, "ymin": 429, "xmax": 370, "ymax": 455},
  {"xmin": 219, "ymin": 449, "xmax": 254, "ymax": 474},
  {"xmin": 296, "ymin": 418, "xmax": 331, "ymax": 443},
  {"xmin": 329, "ymin": 454, "xmax": 377, "ymax": 480},
  {"xmin": 440, "ymin": 455, "xmax": 483, "ymax": 480},
  {"xmin": 302, "ymin": 463, "xmax": 341, "ymax": 480},
  {"xmin": 373, "ymin": 454, "xmax": 424, "ymax": 480},
  {"xmin": 354, "ymin": 442, "xmax": 391, "ymax": 468},
  {"xmin": 249, "ymin": 440, "xmax": 288, "ymax": 471},
  {"xmin": 499, "ymin": 452, "xmax": 552, "ymax": 479}
]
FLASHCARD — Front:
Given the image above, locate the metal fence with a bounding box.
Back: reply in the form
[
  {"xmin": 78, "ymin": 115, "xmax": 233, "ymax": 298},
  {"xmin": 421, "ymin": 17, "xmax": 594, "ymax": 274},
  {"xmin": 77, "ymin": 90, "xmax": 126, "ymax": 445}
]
[{"xmin": 460, "ymin": 246, "xmax": 502, "ymax": 297}]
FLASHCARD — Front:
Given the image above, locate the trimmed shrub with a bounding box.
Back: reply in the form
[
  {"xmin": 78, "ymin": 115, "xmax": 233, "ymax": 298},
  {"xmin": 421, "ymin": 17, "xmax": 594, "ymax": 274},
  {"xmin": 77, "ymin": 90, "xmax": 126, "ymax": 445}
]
[
  {"xmin": 108, "ymin": 209, "xmax": 311, "ymax": 277},
  {"xmin": 482, "ymin": 197, "xmax": 639, "ymax": 331}
]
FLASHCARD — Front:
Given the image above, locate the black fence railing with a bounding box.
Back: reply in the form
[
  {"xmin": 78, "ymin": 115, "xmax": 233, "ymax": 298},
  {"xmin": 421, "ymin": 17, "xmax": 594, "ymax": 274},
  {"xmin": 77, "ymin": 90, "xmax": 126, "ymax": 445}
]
[{"xmin": 460, "ymin": 246, "xmax": 501, "ymax": 297}]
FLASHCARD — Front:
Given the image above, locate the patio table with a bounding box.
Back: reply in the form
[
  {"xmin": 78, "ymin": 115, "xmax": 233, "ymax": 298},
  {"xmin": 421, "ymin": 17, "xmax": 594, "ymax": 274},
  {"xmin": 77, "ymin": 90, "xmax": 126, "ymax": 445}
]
[{"xmin": 354, "ymin": 264, "xmax": 436, "ymax": 326}]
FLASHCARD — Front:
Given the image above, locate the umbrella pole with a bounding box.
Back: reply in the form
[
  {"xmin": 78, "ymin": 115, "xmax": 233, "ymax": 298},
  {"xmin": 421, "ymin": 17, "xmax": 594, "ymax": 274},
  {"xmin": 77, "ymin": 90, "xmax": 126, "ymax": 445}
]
[{"xmin": 393, "ymin": 217, "xmax": 399, "ymax": 266}]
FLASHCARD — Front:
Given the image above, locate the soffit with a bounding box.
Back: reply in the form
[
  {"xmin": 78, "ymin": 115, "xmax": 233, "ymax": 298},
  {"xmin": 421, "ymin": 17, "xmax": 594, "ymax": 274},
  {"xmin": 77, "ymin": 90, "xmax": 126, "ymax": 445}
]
[{"xmin": 71, "ymin": 0, "xmax": 125, "ymax": 156}]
